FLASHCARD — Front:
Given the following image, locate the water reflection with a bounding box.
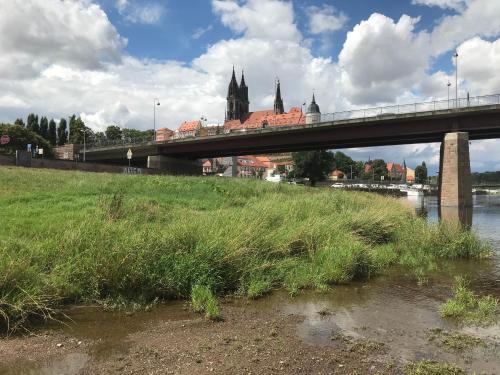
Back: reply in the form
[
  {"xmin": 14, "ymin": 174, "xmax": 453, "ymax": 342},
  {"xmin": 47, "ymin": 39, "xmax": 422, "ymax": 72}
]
[
  {"xmin": 405, "ymin": 194, "xmax": 500, "ymax": 295},
  {"xmin": 405, "ymin": 194, "xmax": 500, "ymax": 246}
]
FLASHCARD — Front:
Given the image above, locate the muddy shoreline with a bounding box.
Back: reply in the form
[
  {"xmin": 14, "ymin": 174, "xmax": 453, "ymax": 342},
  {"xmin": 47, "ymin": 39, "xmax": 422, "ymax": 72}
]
[
  {"xmin": 0, "ymin": 300, "xmax": 398, "ymax": 375},
  {"xmin": 1, "ymin": 280, "xmax": 499, "ymax": 375}
]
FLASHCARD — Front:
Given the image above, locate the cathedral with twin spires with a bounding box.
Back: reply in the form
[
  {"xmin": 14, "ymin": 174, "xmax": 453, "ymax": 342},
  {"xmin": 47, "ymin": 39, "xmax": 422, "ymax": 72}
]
[{"xmin": 223, "ymin": 68, "xmax": 321, "ymax": 130}]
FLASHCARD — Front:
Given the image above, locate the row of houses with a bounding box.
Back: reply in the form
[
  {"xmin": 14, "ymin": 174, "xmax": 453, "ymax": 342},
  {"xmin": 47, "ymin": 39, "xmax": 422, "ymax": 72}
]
[
  {"xmin": 201, "ymin": 155, "xmax": 294, "ymax": 179},
  {"xmin": 330, "ymin": 162, "xmax": 416, "ymax": 183}
]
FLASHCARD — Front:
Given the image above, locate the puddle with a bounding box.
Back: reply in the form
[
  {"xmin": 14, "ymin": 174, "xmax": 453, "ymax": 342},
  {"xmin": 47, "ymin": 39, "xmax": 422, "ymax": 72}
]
[
  {"xmin": 0, "ymin": 301, "xmax": 195, "ymax": 375},
  {"xmin": 277, "ymin": 275, "xmax": 500, "ymax": 374}
]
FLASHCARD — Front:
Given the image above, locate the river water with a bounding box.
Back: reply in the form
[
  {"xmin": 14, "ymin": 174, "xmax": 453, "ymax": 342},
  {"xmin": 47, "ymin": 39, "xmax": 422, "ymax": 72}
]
[{"xmin": 3, "ymin": 195, "xmax": 500, "ymax": 374}]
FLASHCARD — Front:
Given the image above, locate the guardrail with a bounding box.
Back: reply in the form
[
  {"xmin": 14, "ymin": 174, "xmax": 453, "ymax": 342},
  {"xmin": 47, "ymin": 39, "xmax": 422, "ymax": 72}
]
[{"xmin": 86, "ymin": 94, "xmax": 500, "ymax": 150}]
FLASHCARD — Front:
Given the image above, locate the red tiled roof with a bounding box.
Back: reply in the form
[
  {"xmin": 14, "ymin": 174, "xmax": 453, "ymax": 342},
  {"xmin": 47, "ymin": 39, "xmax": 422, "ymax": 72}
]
[
  {"xmin": 387, "ymin": 162, "xmax": 404, "ymax": 173},
  {"xmin": 224, "ymin": 108, "xmax": 306, "ymax": 130},
  {"xmin": 330, "ymin": 169, "xmax": 344, "ymax": 177},
  {"xmin": 255, "ymin": 156, "xmax": 272, "ymax": 168},
  {"xmin": 156, "ymin": 128, "xmax": 174, "ymax": 141},
  {"xmin": 177, "ymin": 120, "xmax": 201, "ymax": 132},
  {"xmin": 237, "ymin": 155, "xmax": 267, "ymax": 168}
]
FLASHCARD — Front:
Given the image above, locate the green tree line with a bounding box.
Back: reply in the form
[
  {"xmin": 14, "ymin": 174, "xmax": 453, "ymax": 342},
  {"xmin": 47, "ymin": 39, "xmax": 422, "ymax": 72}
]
[
  {"xmin": 291, "ymin": 150, "xmax": 429, "ymax": 185},
  {"xmin": 10, "ymin": 114, "xmax": 154, "ymax": 148}
]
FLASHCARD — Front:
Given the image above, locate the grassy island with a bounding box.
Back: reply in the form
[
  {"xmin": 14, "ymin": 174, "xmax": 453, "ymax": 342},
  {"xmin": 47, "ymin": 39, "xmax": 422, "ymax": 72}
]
[{"xmin": 0, "ymin": 167, "xmax": 491, "ymax": 331}]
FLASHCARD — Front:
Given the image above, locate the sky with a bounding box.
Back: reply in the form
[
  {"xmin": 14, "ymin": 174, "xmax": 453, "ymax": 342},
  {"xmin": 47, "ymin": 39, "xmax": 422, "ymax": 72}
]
[{"xmin": 1, "ymin": 0, "xmax": 500, "ymax": 173}]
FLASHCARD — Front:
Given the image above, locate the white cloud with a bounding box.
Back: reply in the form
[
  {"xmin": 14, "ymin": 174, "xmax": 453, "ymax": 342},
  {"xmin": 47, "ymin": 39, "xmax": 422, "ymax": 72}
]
[
  {"xmin": 0, "ymin": 0, "xmax": 125, "ymax": 79},
  {"xmin": 116, "ymin": 0, "xmax": 129, "ymax": 12},
  {"xmin": 116, "ymin": 0, "xmax": 165, "ymax": 25},
  {"xmin": 339, "ymin": 14, "xmax": 428, "ymax": 105},
  {"xmin": 212, "ymin": 0, "xmax": 301, "ymax": 42},
  {"xmin": 192, "ymin": 25, "xmax": 214, "ymax": 40},
  {"xmin": 456, "ymin": 37, "xmax": 500, "ymax": 96},
  {"xmin": 411, "ymin": 0, "xmax": 468, "ymax": 11},
  {"xmin": 307, "ymin": 5, "xmax": 348, "ymax": 34},
  {"xmin": 429, "ymin": 0, "xmax": 500, "ymax": 56}
]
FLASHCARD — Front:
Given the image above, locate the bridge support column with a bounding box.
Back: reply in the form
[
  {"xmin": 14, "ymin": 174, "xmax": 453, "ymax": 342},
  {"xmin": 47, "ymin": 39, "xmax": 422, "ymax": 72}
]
[
  {"xmin": 147, "ymin": 155, "xmax": 202, "ymax": 175},
  {"xmin": 438, "ymin": 132, "xmax": 473, "ymax": 227}
]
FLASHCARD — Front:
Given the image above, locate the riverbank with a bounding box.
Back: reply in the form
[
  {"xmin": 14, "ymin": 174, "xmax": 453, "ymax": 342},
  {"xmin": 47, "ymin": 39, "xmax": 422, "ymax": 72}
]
[
  {"xmin": 0, "ymin": 166, "xmax": 491, "ymax": 332},
  {"xmin": 2, "ymin": 280, "xmax": 499, "ymax": 374}
]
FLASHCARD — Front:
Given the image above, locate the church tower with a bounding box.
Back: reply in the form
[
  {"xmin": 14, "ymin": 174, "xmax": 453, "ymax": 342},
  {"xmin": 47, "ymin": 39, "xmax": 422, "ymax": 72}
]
[
  {"xmin": 239, "ymin": 71, "xmax": 249, "ymax": 116},
  {"xmin": 226, "ymin": 67, "xmax": 249, "ymax": 121},
  {"xmin": 273, "ymin": 80, "xmax": 284, "ymax": 115},
  {"xmin": 306, "ymin": 93, "xmax": 321, "ymax": 124}
]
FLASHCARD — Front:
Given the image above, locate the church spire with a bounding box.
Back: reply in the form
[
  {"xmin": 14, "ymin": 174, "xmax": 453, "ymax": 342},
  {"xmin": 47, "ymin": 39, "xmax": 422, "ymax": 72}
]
[
  {"xmin": 273, "ymin": 79, "xmax": 284, "ymax": 115},
  {"xmin": 240, "ymin": 70, "xmax": 247, "ymax": 87},
  {"xmin": 227, "ymin": 66, "xmax": 239, "ymax": 98}
]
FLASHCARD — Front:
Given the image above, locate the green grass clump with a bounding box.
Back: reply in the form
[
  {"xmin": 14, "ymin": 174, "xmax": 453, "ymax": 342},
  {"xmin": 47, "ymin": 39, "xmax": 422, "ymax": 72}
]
[
  {"xmin": 404, "ymin": 360, "xmax": 466, "ymax": 375},
  {"xmin": 427, "ymin": 328, "xmax": 485, "ymax": 352},
  {"xmin": 439, "ymin": 277, "xmax": 499, "ymax": 326},
  {"xmin": 191, "ymin": 285, "xmax": 222, "ymax": 321},
  {"xmin": 0, "ymin": 167, "xmax": 491, "ymax": 332}
]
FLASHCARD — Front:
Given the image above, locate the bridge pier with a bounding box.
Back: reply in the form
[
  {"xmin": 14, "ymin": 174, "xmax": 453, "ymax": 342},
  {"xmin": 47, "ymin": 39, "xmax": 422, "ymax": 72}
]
[
  {"xmin": 438, "ymin": 132, "xmax": 473, "ymax": 227},
  {"xmin": 147, "ymin": 155, "xmax": 202, "ymax": 175}
]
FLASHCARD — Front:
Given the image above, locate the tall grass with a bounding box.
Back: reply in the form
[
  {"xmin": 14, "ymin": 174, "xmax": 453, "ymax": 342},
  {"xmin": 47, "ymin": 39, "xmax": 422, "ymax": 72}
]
[
  {"xmin": 0, "ymin": 167, "xmax": 491, "ymax": 332},
  {"xmin": 440, "ymin": 276, "xmax": 498, "ymax": 325}
]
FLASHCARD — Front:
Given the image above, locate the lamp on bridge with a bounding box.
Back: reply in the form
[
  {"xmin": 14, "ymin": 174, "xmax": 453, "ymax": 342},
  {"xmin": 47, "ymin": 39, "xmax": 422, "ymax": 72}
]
[
  {"xmin": 153, "ymin": 98, "xmax": 160, "ymax": 141},
  {"xmin": 447, "ymin": 81, "xmax": 451, "ymax": 109},
  {"xmin": 454, "ymin": 51, "xmax": 459, "ymax": 108}
]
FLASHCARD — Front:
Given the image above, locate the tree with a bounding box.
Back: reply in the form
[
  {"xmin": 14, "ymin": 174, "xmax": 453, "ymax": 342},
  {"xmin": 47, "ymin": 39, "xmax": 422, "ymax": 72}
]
[
  {"xmin": 57, "ymin": 118, "xmax": 68, "ymax": 146},
  {"xmin": 48, "ymin": 119, "xmax": 57, "ymax": 146},
  {"xmin": 39, "ymin": 117, "xmax": 49, "ymax": 140},
  {"xmin": 122, "ymin": 128, "xmax": 153, "ymax": 140},
  {"xmin": 363, "ymin": 159, "xmax": 388, "ymax": 181},
  {"xmin": 415, "ymin": 161, "xmax": 428, "ymax": 184},
  {"xmin": 27, "ymin": 113, "xmax": 39, "ymax": 133},
  {"xmin": 291, "ymin": 150, "xmax": 334, "ymax": 186},
  {"xmin": 68, "ymin": 115, "xmax": 86, "ymax": 144},
  {"xmin": 0, "ymin": 123, "xmax": 52, "ymax": 155},
  {"xmin": 94, "ymin": 132, "xmax": 106, "ymax": 143},
  {"xmin": 14, "ymin": 118, "xmax": 25, "ymax": 127},
  {"xmin": 333, "ymin": 151, "xmax": 355, "ymax": 176},
  {"xmin": 105, "ymin": 125, "xmax": 123, "ymax": 141}
]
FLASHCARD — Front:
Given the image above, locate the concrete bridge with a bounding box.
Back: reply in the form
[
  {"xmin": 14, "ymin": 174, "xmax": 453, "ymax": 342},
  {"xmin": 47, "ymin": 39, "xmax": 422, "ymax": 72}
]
[{"xmin": 85, "ymin": 94, "xmax": 500, "ymax": 226}]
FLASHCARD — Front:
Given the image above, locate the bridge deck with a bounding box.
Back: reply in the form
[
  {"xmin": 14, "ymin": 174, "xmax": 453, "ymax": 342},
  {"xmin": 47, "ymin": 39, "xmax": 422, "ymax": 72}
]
[{"xmin": 85, "ymin": 98, "xmax": 500, "ymax": 161}]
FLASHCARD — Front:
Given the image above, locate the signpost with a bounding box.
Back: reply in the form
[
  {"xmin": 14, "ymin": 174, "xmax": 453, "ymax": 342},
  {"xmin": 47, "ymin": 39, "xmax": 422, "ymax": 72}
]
[
  {"xmin": 127, "ymin": 148, "xmax": 133, "ymax": 167},
  {"xmin": 0, "ymin": 135, "xmax": 10, "ymax": 145}
]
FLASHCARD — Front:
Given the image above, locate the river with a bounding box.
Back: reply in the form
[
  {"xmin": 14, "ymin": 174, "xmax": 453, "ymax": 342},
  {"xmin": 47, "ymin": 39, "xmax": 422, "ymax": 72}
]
[{"xmin": 2, "ymin": 195, "xmax": 500, "ymax": 374}]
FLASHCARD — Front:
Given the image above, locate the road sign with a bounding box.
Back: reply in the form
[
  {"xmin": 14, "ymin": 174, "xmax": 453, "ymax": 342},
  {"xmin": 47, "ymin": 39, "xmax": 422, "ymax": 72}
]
[
  {"xmin": 127, "ymin": 149, "xmax": 133, "ymax": 160},
  {"xmin": 0, "ymin": 135, "xmax": 10, "ymax": 145}
]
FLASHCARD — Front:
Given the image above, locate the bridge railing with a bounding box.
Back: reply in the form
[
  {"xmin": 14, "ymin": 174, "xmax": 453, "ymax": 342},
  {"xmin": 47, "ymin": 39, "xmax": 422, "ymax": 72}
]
[
  {"xmin": 86, "ymin": 94, "xmax": 500, "ymax": 150},
  {"xmin": 320, "ymin": 94, "xmax": 500, "ymax": 122}
]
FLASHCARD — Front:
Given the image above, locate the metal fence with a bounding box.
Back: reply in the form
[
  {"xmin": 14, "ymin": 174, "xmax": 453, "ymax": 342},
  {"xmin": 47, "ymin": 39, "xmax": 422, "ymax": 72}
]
[
  {"xmin": 320, "ymin": 94, "xmax": 500, "ymax": 122},
  {"xmin": 87, "ymin": 94, "xmax": 500, "ymax": 150}
]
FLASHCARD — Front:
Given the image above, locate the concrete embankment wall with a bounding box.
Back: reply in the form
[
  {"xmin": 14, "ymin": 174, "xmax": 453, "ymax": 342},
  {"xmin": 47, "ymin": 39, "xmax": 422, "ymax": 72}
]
[{"xmin": 0, "ymin": 154, "xmax": 161, "ymax": 175}]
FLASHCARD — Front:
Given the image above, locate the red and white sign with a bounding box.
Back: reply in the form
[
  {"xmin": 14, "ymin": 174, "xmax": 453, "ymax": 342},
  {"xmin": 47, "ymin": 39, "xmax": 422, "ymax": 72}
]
[{"xmin": 0, "ymin": 135, "xmax": 10, "ymax": 145}]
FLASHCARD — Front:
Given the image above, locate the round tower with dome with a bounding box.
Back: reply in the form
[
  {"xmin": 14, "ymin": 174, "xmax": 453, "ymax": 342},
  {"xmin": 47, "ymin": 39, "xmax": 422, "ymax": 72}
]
[{"xmin": 306, "ymin": 93, "xmax": 321, "ymax": 124}]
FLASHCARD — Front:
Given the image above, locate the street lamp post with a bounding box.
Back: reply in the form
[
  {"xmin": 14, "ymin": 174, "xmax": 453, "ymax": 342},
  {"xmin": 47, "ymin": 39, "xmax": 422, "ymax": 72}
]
[
  {"xmin": 153, "ymin": 98, "xmax": 160, "ymax": 141},
  {"xmin": 447, "ymin": 81, "xmax": 451, "ymax": 109},
  {"xmin": 81, "ymin": 128, "xmax": 90, "ymax": 162},
  {"xmin": 454, "ymin": 51, "xmax": 459, "ymax": 108}
]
